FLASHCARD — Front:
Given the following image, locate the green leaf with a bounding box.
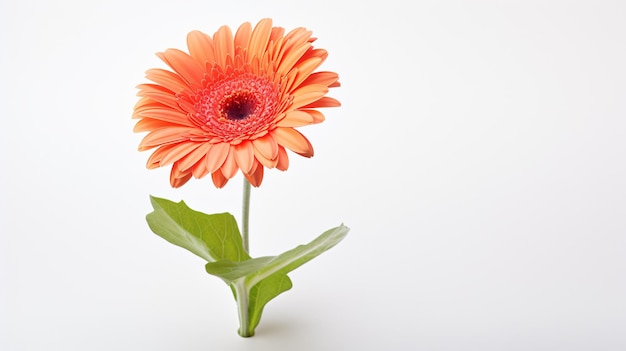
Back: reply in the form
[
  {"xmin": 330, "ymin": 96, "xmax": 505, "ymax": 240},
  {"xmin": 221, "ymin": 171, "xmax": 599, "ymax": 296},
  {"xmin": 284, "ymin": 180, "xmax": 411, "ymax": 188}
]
[
  {"xmin": 205, "ymin": 224, "xmax": 349, "ymax": 286},
  {"xmin": 247, "ymin": 274, "xmax": 293, "ymax": 332},
  {"xmin": 205, "ymin": 256, "xmax": 275, "ymax": 282},
  {"xmin": 146, "ymin": 195, "xmax": 250, "ymax": 263}
]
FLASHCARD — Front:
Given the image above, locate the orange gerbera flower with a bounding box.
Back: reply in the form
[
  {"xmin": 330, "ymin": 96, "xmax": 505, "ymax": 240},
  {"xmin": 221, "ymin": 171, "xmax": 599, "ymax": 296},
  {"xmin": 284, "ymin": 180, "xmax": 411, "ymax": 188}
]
[{"xmin": 133, "ymin": 18, "xmax": 340, "ymax": 188}]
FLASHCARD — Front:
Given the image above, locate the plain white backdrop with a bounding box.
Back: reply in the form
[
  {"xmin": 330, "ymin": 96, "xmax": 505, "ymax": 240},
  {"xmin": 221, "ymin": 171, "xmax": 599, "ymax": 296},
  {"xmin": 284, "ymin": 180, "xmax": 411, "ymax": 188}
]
[{"xmin": 1, "ymin": 0, "xmax": 625, "ymax": 350}]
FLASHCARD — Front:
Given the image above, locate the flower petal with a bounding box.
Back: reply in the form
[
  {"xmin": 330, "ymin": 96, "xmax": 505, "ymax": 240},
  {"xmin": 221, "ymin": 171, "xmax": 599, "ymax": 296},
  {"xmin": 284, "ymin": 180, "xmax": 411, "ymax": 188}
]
[
  {"xmin": 133, "ymin": 108, "xmax": 192, "ymax": 126},
  {"xmin": 134, "ymin": 92, "xmax": 180, "ymax": 111},
  {"xmin": 276, "ymin": 145, "xmax": 289, "ymax": 171},
  {"xmin": 178, "ymin": 142, "xmax": 212, "ymax": 171},
  {"xmin": 136, "ymin": 82, "xmax": 175, "ymax": 96},
  {"xmin": 213, "ymin": 25, "xmax": 234, "ymax": 68},
  {"xmin": 276, "ymin": 110, "xmax": 315, "ymax": 127},
  {"xmin": 187, "ymin": 30, "xmax": 216, "ymax": 65},
  {"xmin": 146, "ymin": 144, "xmax": 177, "ymax": 169},
  {"xmin": 289, "ymin": 57, "xmax": 323, "ymax": 91},
  {"xmin": 156, "ymin": 49, "xmax": 204, "ymax": 89},
  {"xmin": 234, "ymin": 141, "xmax": 255, "ymax": 173},
  {"xmin": 254, "ymin": 149, "xmax": 278, "ymax": 169},
  {"xmin": 145, "ymin": 68, "xmax": 189, "ymax": 93},
  {"xmin": 297, "ymin": 48, "xmax": 327, "ymax": 66},
  {"xmin": 299, "ymin": 71, "xmax": 340, "ymax": 88},
  {"xmin": 211, "ymin": 169, "xmax": 228, "ymax": 188},
  {"xmin": 277, "ymin": 42, "xmax": 311, "ymax": 76},
  {"xmin": 252, "ymin": 134, "xmax": 279, "ymax": 160},
  {"xmin": 248, "ymin": 18, "xmax": 273, "ymax": 59},
  {"xmin": 134, "ymin": 118, "xmax": 176, "ymax": 133},
  {"xmin": 139, "ymin": 127, "xmax": 194, "ymax": 151},
  {"xmin": 170, "ymin": 164, "xmax": 193, "ymax": 188},
  {"xmin": 272, "ymin": 127, "xmax": 314, "ymax": 157},
  {"xmin": 220, "ymin": 147, "xmax": 238, "ymax": 179},
  {"xmin": 191, "ymin": 154, "xmax": 210, "ymax": 179},
  {"xmin": 290, "ymin": 86, "xmax": 328, "ymax": 110},
  {"xmin": 302, "ymin": 109, "xmax": 326, "ymax": 123},
  {"xmin": 301, "ymin": 96, "xmax": 341, "ymax": 108},
  {"xmin": 244, "ymin": 160, "xmax": 264, "ymax": 187},
  {"xmin": 234, "ymin": 21, "xmax": 252, "ymax": 50},
  {"xmin": 159, "ymin": 142, "xmax": 202, "ymax": 167},
  {"xmin": 205, "ymin": 142, "xmax": 230, "ymax": 173}
]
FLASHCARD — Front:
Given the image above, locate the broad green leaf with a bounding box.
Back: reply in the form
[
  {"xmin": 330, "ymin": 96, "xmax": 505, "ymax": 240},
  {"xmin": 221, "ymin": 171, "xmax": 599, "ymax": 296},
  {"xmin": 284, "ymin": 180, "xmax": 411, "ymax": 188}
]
[
  {"xmin": 248, "ymin": 273, "xmax": 292, "ymax": 332},
  {"xmin": 227, "ymin": 274, "xmax": 293, "ymax": 336},
  {"xmin": 206, "ymin": 256, "xmax": 275, "ymax": 282},
  {"xmin": 146, "ymin": 196, "xmax": 250, "ymax": 263},
  {"xmin": 205, "ymin": 224, "xmax": 349, "ymax": 286}
]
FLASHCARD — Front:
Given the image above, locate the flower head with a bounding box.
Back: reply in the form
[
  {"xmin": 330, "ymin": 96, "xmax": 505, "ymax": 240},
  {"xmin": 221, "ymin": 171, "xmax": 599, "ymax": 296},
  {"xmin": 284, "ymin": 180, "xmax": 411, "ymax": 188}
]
[{"xmin": 133, "ymin": 18, "xmax": 340, "ymax": 188}]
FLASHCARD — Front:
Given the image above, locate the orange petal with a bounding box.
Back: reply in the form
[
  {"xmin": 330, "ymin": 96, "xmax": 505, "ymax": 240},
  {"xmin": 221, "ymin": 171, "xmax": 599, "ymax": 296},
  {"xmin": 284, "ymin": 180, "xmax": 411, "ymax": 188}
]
[
  {"xmin": 283, "ymin": 27, "xmax": 313, "ymax": 53},
  {"xmin": 252, "ymin": 134, "xmax": 279, "ymax": 160},
  {"xmin": 156, "ymin": 49, "xmax": 203, "ymax": 89},
  {"xmin": 272, "ymin": 128, "xmax": 314, "ymax": 157},
  {"xmin": 276, "ymin": 110, "xmax": 315, "ymax": 127},
  {"xmin": 290, "ymin": 88, "xmax": 328, "ymax": 110},
  {"xmin": 234, "ymin": 21, "xmax": 252, "ymax": 50},
  {"xmin": 302, "ymin": 109, "xmax": 325, "ymax": 123},
  {"xmin": 187, "ymin": 30, "xmax": 216, "ymax": 65},
  {"xmin": 301, "ymin": 96, "xmax": 341, "ymax": 108},
  {"xmin": 291, "ymin": 83, "xmax": 329, "ymax": 97},
  {"xmin": 213, "ymin": 25, "xmax": 234, "ymax": 68},
  {"xmin": 279, "ymin": 69, "xmax": 298, "ymax": 95},
  {"xmin": 145, "ymin": 68, "xmax": 189, "ymax": 93},
  {"xmin": 244, "ymin": 160, "xmax": 264, "ymax": 187},
  {"xmin": 205, "ymin": 142, "xmax": 230, "ymax": 173},
  {"xmin": 133, "ymin": 108, "xmax": 192, "ymax": 126},
  {"xmin": 139, "ymin": 127, "xmax": 193, "ymax": 151},
  {"xmin": 136, "ymin": 83, "xmax": 175, "ymax": 96},
  {"xmin": 277, "ymin": 42, "xmax": 311, "ymax": 77},
  {"xmin": 254, "ymin": 151, "xmax": 278, "ymax": 169},
  {"xmin": 160, "ymin": 142, "xmax": 202, "ymax": 167},
  {"xmin": 289, "ymin": 57, "xmax": 323, "ymax": 90},
  {"xmin": 134, "ymin": 93, "xmax": 179, "ymax": 112},
  {"xmin": 269, "ymin": 26, "xmax": 285, "ymax": 43},
  {"xmin": 297, "ymin": 48, "xmax": 327, "ymax": 65},
  {"xmin": 146, "ymin": 144, "xmax": 177, "ymax": 169},
  {"xmin": 220, "ymin": 147, "xmax": 238, "ymax": 179},
  {"xmin": 175, "ymin": 94, "xmax": 196, "ymax": 115},
  {"xmin": 191, "ymin": 154, "xmax": 210, "ymax": 179},
  {"xmin": 276, "ymin": 145, "xmax": 289, "ymax": 171},
  {"xmin": 248, "ymin": 18, "xmax": 273, "ymax": 59},
  {"xmin": 134, "ymin": 118, "xmax": 176, "ymax": 133},
  {"xmin": 177, "ymin": 142, "xmax": 212, "ymax": 171},
  {"xmin": 299, "ymin": 71, "xmax": 340, "ymax": 88},
  {"xmin": 234, "ymin": 141, "xmax": 254, "ymax": 173},
  {"xmin": 211, "ymin": 170, "xmax": 228, "ymax": 188},
  {"xmin": 170, "ymin": 165, "xmax": 193, "ymax": 188}
]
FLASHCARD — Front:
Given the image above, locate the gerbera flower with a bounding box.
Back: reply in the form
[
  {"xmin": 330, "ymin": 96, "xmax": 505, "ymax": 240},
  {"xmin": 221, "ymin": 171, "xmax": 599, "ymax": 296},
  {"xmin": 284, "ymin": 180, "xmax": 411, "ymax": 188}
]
[{"xmin": 133, "ymin": 18, "xmax": 340, "ymax": 188}]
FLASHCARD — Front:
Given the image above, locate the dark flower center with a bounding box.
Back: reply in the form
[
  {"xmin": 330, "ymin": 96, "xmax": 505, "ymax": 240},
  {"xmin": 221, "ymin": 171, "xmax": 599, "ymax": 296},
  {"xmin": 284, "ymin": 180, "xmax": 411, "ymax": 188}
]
[
  {"xmin": 190, "ymin": 72, "xmax": 282, "ymax": 142},
  {"xmin": 221, "ymin": 92, "xmax": 257, "ymax": 120}
]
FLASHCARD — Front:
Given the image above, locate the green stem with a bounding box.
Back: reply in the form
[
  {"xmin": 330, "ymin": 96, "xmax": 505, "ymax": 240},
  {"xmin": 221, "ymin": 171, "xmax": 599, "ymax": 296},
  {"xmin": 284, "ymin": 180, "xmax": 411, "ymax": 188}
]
[
  {"xmin": 233, "ymin": 281, "xmax": 253, "ymax": 337},
  {"xmin": 241, "ymin": 178, "xmax": 251, "ymax": 254},
  {"xmin": 236, "ymin": 179, "xmax": 252, "ymax": 337}
]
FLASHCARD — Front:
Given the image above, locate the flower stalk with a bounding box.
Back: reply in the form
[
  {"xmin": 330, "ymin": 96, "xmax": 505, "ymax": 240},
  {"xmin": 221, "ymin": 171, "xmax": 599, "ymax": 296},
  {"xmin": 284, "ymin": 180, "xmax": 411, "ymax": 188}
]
[
  {"xmin": 241, "ymin": 178, "xmax": 251, "ymax": 254},
  {"xmin": 233, "ymin": 282, "xmax": 252, "ymax": 337},
  {"xmin": 236, "ymin": 179, "xmax": 252, "ymax": 336}
]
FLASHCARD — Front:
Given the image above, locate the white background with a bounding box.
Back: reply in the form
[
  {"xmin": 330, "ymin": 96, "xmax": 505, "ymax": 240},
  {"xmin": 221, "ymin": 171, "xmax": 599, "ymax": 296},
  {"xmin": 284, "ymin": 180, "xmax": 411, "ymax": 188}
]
[{"xmin": 1, "ymin": 0, "xmax": 625, "ymax": 350}]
